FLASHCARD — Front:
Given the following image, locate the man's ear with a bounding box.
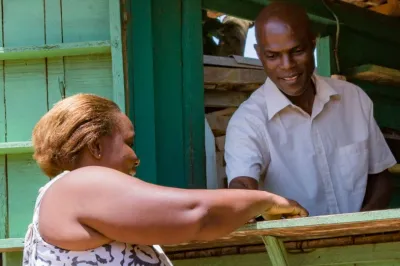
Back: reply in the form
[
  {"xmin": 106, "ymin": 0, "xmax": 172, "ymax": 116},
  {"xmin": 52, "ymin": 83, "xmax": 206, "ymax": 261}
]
[{"xmin": 87, "ymin": 139, "xmax": 102, "ymax": 160}]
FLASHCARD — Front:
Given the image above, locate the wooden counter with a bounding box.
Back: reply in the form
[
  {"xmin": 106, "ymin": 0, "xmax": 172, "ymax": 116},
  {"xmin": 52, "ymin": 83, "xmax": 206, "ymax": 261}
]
[{"xmin": 163, "ymin": 209, "xmax": 400, "ymax": 266}]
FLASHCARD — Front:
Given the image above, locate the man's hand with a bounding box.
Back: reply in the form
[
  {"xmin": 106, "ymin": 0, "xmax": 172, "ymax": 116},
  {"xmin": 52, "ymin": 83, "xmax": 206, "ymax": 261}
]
[
  {"xmin": 229, "ymin": 176, "xmax": 259, "ymax": 190},
  {"xmin": 262, "ymin": 195, "xmax": 309, "ymax": 220},
  {"xmin": 230, "ymin": 176, "xmax": 309, "ymax": 221},
  {"xmin": 361, "ymin": 170, "xmax": 393, "ymax": 212}
]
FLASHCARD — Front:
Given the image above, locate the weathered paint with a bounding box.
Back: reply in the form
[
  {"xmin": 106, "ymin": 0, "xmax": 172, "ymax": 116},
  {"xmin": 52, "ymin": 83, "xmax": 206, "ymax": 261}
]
[{"xmin": 0, "ymin": 0, "xmax": 125, "ymax": 264}]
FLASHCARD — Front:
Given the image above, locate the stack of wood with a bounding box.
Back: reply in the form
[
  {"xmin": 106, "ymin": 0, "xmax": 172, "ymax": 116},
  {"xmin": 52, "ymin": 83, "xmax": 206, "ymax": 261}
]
[{"xmin": 203, "ymin": 55, "xmax": 266, "ymax": 188}]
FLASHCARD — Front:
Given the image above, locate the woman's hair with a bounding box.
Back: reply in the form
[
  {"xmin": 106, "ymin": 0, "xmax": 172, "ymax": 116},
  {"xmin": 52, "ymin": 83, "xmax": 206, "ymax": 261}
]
[{"xmin": 32, "ymin": 93, "xmax": 121, "ymax": 178}]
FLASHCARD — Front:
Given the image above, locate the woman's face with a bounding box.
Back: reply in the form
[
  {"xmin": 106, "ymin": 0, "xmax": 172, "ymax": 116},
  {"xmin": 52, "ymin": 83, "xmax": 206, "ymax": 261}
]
[{"xmin": 97, "ymin": 112, "xmax": 139, "ymax": 176}]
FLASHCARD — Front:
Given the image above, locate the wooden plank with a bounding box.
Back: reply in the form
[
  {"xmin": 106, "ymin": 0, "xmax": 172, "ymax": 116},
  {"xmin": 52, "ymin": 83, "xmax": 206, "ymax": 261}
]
[
  {"xmin": 151, "ymin": 0, "xmax": 187, "ymax": 188},
  {"xmin": 7, "ymin": 154, "xmax": 48, "ymax": 238},
  {"xmin": 182, "ymin": 0, "xmax": 206, "ymax": 188},
  {"xmin": 263, "ymin": 236, "xmax": 288, "ymax": 266},
  {"xmin": 172, "ymin": 241, "xmax": 400, "ymax": 266},
  {"xmin": 165, "ymin": 210, "xmax": 400, "ymax": 253},
  {"xmin": 0, "ymin": 142, "xmax": 33, "ymax": 155},
  {"xmin": 294, "ymin": 241, "xmax": 400, "ymax": 266},
  {"xmin": 64, "ymin": 53, "xmax": 113, "ymax": 99},
  {"xmin": 4, "ymin": 59, "xmax": 47, "ymax": 142},
  {"xmin": 172, "ymin": 253, "xmax": 271, "ymax": 266},
  {"xmin": 215, "ymin": 136, "xmax": 225, "ymax": 151},
  {"xmin": 45, "ymin": 0, "xmax": 65, "ymax": 108},
  {"xmin": 4, "ymin": 0, "xmax": 47, "ymax": 143},
  {"xmin": 204, "ymin": 66, "xmax": 266, "ymax": 85},
  {"xmin": 62, "ymin": 0, "xmax": 110, "ymax": 43},
  {"xmin": 0, "ymin": 238, "xmax": 23, "ymax": 252},
  {"xmin": 127, "ymin": 0, "xmax": 158, "ymax": 184},
  {"xmin": 0, "ymin": 41, "xmax": 111, "ymax": 61},
  {"xmin": 0, "ymin": 156, "xmax": 7, "ymax": 241},
  {"xmin": 3, "ymin": 0, "xmax": 45, "ymax": 47},
  {"xmin": 206, "ymin": 113, "xmax": 231, "ymax": 135},
  {"xmin": 345, "ymin": 64, "xmax": 400, "ymax": 86},
  {"xmin": 164, "ymin": 231, "xmax": 400, "ymax": 255},
  {"xmin": 232, "ymin": 209, "xmax": 400, "ymax": 240},
  {"xmin": 203, "ymin": 55, "xmax": 263, "ymax": 69},
  {"xmin": 205, "ymin": 90, "xmax": 250, "ymax": 108},
  {"xmin": 109, "ymin": 0, "xmax": 126, "ymax": 112}
]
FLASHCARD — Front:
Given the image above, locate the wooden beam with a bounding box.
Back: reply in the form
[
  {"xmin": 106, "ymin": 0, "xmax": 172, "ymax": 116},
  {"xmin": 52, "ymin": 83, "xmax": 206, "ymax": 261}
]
[
  {"xmin": 205, "ymin": 91, "xmax": 250, "ymax": 108},
  {"xmin": 234, "ymin": 209, "xmax": 400, "ymax": 240},
  {"xmin": 203, "ymin": 55, "xmax": 263, "ymax": 69},
  {"xmin": 182, "ymin": 0, "xmax": 206, "ymax": 189},
  {"xmin": 0, "ymin": 142, "xmax": 33, "ymax": 155},
  {"xmin": 0, "ymin": 238, "xmax": 23, "ymax": 253},
  {"xmin": 0, "ymin": 41, "xmax": 110, "ymax": 61},
  {"xmin": 206, "ymin": 113, "xmax": 231, "ymax": 135},
  {"xmin": 203, "ymin": 0, "xmax": 400, "ymax": 45},
  {"xmin": 263, "ymin": 236, "xmax": 289, "ymax": 266},
  {"xmin": 109, "ymin": 0, "xmax": 126, "ymax": 112},
  {"xmin": 345, "ymin": 64, "xmax": 400, "ymax": 86},
  {"xmin": 204, "ymin": 66, "xmax": 266, "ymax": 85}
]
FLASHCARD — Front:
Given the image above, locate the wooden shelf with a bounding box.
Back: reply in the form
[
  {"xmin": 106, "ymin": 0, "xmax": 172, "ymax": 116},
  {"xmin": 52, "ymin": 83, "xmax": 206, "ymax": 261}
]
[
  {"xmin": 345, "ymin": 64, "xmax": 400, "ymax": 86},
  {"xmin": 0, "ymin": 40, "xmax": 111, "ymax": 61},
  {"xmin": 0, "ymin": 141, "xmax": 33, "ymax": 155}
]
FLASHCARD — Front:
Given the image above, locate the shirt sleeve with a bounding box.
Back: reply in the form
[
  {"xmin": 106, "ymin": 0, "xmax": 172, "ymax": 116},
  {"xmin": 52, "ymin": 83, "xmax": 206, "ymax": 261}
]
[
  {"xmin": 224, "ymin": 114, "xmax": 269, "ymax": 185},
  {"xmin": 367, "ymin": 102, "xmax": 397, "ymax": 174}
]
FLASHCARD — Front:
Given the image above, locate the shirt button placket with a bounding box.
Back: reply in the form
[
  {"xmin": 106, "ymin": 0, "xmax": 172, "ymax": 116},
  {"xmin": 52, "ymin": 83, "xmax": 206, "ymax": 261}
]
[{"xmin": 313, "ymin": 123, "xmax": 340, "ymax": 214}]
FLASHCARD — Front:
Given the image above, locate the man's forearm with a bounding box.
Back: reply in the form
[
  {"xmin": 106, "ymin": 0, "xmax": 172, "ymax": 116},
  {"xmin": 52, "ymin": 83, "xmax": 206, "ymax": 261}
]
[{"xmin": 361, "ymin": 170, "xmax": 393, "ymax": 211}]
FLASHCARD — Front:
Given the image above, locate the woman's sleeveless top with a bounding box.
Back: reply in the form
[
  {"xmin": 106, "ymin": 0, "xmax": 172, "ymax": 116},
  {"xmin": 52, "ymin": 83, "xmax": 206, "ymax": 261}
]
[{"xmin": 23, "ymin": 171, "xmax": 173, "ymax": 265}]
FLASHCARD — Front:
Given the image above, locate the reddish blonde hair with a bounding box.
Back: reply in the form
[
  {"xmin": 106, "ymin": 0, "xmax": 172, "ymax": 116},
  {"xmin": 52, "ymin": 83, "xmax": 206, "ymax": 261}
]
[{"xmin": 32, "ymin": 93, "xmax": 121, "ymax": 178}]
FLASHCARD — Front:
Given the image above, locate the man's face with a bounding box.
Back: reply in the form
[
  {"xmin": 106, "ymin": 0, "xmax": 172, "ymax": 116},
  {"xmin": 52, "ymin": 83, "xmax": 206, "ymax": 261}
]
[{"xmin": 255, "ymin": 19, "xmax": 316, "ymax": 96}]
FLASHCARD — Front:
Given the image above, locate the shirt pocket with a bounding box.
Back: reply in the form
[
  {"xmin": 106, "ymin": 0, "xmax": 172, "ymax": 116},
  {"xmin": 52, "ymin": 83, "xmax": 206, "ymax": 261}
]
[{"xmin": 336, "ymin": 140, "xmax": 369, "ymax": 192}]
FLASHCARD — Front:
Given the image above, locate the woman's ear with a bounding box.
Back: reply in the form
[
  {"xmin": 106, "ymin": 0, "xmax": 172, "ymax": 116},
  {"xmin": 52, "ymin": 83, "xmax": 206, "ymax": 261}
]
[{"xmin": 87, "ymin": 139, "xmax": 102, "ymax": 160}]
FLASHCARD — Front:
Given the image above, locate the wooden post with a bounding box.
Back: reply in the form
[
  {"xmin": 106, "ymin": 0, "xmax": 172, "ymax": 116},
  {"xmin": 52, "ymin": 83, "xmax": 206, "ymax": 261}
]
[
  {"xmin": 263, "ymin": 236, "xmax": 289, "ymax": 266},
  {"xmin": 127, "ymin": 0, "xmax": 206, "ymax": 188}
]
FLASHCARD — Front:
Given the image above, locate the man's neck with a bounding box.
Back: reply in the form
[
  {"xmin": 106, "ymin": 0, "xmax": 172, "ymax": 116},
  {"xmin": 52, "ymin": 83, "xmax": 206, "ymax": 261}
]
[{"xmin": 287, "ymin": 79, "xmax": 316, "ymax": 115}]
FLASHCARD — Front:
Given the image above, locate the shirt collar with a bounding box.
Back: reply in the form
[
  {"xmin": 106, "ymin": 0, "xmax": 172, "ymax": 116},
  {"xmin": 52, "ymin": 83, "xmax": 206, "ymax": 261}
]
[{"xmin": 263, "ymin": 74, "xmax": 339, "ymax": 120}]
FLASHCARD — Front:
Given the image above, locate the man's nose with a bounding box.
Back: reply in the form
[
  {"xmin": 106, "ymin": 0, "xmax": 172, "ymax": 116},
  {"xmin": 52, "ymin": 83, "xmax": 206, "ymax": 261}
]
[{"xmin": 280, "ymin": 54, "xmax": 295, "ymax": 70}]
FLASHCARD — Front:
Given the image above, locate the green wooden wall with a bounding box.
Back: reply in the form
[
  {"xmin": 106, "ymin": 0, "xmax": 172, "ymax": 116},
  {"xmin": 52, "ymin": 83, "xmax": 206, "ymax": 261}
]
[{"xmin": 0, "ymin": 0, "xmax": 125, "ymax": 264}]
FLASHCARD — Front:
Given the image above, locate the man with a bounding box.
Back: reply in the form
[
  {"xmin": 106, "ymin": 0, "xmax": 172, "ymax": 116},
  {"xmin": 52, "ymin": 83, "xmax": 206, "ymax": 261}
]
[{"xmin": 225, "ymin": 2, "xmax": 397, "ymax": 216}]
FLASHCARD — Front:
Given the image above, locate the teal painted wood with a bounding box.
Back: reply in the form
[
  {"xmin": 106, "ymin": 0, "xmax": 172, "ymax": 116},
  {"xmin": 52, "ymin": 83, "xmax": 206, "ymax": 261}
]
[
  {"xmin": 182, "ymin": 0, "xmax": 206, "ymax": 188},
  {"xmin": 128, "ymin": 0, "xmax": 206, "ymax": 188},
  {"xmin": 173, "ymin": 253, "xmax": 271, "ymax": 266},
  {"xmin": 152, "ymin": 0, "xmax": 185, "ymax": 188},
  {"xmin": 0, "ymin": 142, "xmax": 33, "ymax": 155},
  {"xmin": 109, "ymin": 0, "xmax": 126, "ymax": 112},
  {"xmin": 263, "ymin": 236, "xmax": 288, "ymax": 266},
  {"xmin": 64, "ymin": 53, "xmax": 113, "ymax": 99},
  {"xmin": 241, "ymin": 209, "xmax": 400, "ymax": 232},
  {"xmin": 61, "ymin": 0, "xmax": 110, "ymax": 43},
  {"xmin": 4, "ymin": 0, "xmax": 45, "ymax": 47},
  {"xmin": 45, "ymin": 0, "xmax": 65, "ymax": 109},
  {"xmin": 127, "ymin": 0, "xmax": 158, "ymax": 184},
  {"xmin": 316, "ymin": 35, "xmax": 334, "ymax": 77},
  {"xmin": 0, "ymin": 41, "xmax": 111, "ymax": 61}
]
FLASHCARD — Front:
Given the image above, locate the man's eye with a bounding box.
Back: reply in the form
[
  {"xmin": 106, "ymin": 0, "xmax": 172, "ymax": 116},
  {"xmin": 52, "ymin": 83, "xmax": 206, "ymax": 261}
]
[{"xmin": 265, "ymin": 54, "xmax": 277, "ymax": 59}]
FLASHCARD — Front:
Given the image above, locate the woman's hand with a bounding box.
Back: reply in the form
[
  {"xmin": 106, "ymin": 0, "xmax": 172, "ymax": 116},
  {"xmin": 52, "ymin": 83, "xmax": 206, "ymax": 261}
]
[{"xmin": 262, "ymin": 196, "xmax": 308, "ymax": 220}]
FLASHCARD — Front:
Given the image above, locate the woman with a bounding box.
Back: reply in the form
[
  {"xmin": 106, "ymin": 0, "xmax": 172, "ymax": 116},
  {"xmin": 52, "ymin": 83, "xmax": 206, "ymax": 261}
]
[{"xmin": 23, "ymin": 93, "xmax": 308, "ymax": 265}]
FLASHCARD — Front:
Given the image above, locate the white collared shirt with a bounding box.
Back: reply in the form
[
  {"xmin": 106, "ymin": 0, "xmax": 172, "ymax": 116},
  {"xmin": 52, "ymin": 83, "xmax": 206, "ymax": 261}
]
[{"xmin": 225, "ymin": 74, "xmax": 397, "ymax": 216}]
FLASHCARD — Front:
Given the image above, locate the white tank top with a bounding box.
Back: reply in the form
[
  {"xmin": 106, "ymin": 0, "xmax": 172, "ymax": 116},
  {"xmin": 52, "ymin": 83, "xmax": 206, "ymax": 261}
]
[{"xmin": 23, "ymin": 171, "xmax": 173, "ymax": 265}]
